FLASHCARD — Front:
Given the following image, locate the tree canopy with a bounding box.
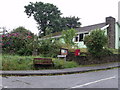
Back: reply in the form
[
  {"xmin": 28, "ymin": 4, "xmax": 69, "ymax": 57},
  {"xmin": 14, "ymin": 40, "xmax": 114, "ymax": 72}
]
[
  {"xmin": 61, "ymin": 16, "xmax": 81, "ymax": 29},
  {"xmin": 24, "ymin": 2, "xmax": 81, "ymax": 37},
  {"xmin": 24, "ymin": 2, "xmax": 62, "ymax": 36}
]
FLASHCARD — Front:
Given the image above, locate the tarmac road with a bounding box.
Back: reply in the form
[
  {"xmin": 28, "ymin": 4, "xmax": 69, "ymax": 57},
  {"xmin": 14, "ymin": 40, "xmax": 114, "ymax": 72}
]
[{"xmin": 2, "ymin": 68, "xmax": 119, "ymax": 89}]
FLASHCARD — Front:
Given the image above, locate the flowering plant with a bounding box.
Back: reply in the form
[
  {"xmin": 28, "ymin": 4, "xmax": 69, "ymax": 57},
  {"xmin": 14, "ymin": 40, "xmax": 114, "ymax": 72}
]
[{"xmin": 1, "ymin": 27, "xmax": 35, "ymax": 55}]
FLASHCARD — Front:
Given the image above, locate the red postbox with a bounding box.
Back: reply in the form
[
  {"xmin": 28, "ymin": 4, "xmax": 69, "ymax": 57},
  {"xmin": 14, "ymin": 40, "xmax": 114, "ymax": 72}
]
[{"xmin": 75, "ymin": 49, "xmax": 80, "ymax": 56}]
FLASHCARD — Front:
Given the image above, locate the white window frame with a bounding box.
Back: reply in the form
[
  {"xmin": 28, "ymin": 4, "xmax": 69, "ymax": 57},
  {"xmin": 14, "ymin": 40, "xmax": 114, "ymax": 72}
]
[{"xmin": 73, "ymin": 31, "xmax": 89, "ymax": 43}]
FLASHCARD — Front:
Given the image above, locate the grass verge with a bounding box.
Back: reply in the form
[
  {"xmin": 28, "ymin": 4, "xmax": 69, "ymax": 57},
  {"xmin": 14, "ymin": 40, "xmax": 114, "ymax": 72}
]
[{"xmin": 1, "ymin": 54, "xmax": 79, "ymax": 70}]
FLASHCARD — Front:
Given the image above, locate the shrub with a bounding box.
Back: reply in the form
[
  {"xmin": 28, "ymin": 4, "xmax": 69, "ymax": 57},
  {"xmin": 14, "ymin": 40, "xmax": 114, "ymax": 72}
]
[
  {"xmin": 38, "ymin": 39, "xmax": 62, "ymax": 57},
  {"xmin": 101, "ymin": 48, "xmax": 113, "ymax": 56},
  {"xmin": 53, "ymin": 59, "xmax": 65, "ymax": 69},
  {"xmin": 84, "ymin": 29, "xmax": 108, "ymax": 58},
  {"xmin": 62, "ymin": 28, "xmax": 76, "ymax": 45},
  {"xmin": 2, "ymin": 27, "xmax": 35, "ymax": 55}
]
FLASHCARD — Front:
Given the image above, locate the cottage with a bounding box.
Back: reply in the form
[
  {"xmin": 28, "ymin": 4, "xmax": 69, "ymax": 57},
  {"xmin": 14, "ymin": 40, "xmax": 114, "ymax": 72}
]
[
  {"xmin": 74, "ymin": 16, "xmax": 120, "ymax": 49},
  {"xmin": 41, "ymin": 16, "xmax": 120, "ymax": 49}
]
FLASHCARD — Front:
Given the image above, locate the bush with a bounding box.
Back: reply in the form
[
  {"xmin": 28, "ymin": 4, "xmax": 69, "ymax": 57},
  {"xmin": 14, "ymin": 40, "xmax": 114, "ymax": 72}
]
[
  {"xmin": 53, "ymin": 59, "xmax": 78, "ymax": 69},
  {"xmin": 84, "ymin": 29, "xmax": 108, "ymax": 58},
  {"xmin": 101, "ymin": 48, "xmax": 113, "ymax": 56},
  {"xmin": 2, "ymin": 27, "xmax": 35, "ymax": 56},
  {"xmin": 62, "ymin": 28, "xmax": 77, "ymax": 45},
  {"xmin": 38, "ymin": 39, "xmax": 61, "ymax": 57}
]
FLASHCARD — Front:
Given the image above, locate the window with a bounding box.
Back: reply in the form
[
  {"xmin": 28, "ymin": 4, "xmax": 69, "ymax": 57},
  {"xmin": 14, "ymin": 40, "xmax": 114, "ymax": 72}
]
[
  {"xmin": 75, "ymin": 36, "xmax": 78, "ymax": 42},
  {"xmin": 79, "ymin": 34, "xmax": 84, "ymax": 41},
  {"xmin": 74, "ymin": 33, "xmax": 88, "ymax": 42}
]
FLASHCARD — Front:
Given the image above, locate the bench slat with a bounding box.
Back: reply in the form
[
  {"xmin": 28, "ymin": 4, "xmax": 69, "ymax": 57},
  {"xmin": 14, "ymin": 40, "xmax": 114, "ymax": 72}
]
[{"xmin": 33, "ymin": 58, "xmax": 53, "ymax": 65}]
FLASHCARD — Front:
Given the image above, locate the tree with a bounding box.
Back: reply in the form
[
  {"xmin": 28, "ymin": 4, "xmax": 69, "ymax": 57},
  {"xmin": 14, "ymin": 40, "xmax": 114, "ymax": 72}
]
[
  {"xmin": 84, "ymin": 29, "xmax": 108, "ymax": 57},
  {"xmin": 62, "ymin": 28, "xmax": 76, "ymax": 45},
  {"xmin": 24, "ymin": 2, "xmax": 81, "ymax": 37},
  {"xmin": 24, "ymin": 2, "xmax": 62, "ymax": 36},
  {"xmin": 48, "ymin": 16, "xmax": 81, "ymax": 33},
  {"xmin": 61, "ymin": 16, "xmax": 81, "ymax": 28}
]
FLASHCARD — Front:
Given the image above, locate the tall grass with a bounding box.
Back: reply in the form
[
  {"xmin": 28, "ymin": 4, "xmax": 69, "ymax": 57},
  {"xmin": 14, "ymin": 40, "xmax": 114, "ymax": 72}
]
[
  {"xmin": 2, "ymin": 54, "xmax": 79, "ymax": 70},
  {"xmin": 2, "ymin": 54, "xmax": 45, "ymax": 70},
  {"xmin": 53, "ymin": 59, "xmax": 79, "ymax": 69}
]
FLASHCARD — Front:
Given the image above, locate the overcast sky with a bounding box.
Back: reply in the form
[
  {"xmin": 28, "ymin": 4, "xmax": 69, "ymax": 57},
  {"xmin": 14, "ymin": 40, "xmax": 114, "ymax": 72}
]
[{"xmin": 0, "ymin": 0, "xmax": 119, "ymax": 34}]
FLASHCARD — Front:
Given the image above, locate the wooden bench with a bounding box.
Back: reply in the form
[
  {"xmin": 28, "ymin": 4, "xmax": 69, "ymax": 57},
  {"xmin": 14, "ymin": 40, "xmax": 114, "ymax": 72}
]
[{"xmin": 33, "ymin": 58, "xmax": 53, "ymax": 66}]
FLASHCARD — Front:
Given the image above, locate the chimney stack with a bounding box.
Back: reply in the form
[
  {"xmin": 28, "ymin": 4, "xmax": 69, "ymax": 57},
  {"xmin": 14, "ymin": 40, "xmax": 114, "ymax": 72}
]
[{"xmin": 106, "ymin": 16, "xmax": 115, "ymax": 48}]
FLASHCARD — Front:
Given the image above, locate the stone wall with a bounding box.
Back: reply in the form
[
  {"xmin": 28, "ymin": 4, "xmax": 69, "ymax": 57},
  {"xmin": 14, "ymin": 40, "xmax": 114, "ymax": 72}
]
[{"xmin": 66, "ymin": 52, "xmax": 119, "ymax": 65}]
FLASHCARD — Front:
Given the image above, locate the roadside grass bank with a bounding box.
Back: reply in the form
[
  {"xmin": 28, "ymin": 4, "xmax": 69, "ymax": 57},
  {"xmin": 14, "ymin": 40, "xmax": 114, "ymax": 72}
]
[
  {"xmin": 1, "ymin": 54, "xmax": 79, "ymax": 70},
  {"xmin": 1, "ymin": 54, "xmax": 119, "ymax": 71}
]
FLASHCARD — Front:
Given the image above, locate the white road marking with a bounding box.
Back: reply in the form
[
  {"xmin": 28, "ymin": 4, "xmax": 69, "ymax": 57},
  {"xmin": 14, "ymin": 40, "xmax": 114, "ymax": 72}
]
[{"xmin": 71, "ymin": 76, "xmax": 116, "ymax": 88}]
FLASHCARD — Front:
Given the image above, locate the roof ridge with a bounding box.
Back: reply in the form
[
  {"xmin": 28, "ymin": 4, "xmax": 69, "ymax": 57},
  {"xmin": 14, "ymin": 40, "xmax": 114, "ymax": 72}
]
[{"xmin": 78, "ymin": 22, "xmax": 106, "ymax": 28}]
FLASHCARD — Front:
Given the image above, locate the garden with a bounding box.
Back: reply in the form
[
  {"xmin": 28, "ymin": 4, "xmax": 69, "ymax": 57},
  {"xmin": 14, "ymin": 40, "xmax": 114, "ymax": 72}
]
[{"xmin": 1, "ymin": 27, "xmax": 119, "ymax": 70}]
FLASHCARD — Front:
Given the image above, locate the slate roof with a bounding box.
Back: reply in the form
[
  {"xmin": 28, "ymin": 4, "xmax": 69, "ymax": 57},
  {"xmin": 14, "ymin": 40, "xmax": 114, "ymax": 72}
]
[
  {"xmin": 53, "ymin": 23, "xmax": 106, "ymax": 37},
  {"xmin": 75, "ymin": 23, "xmax": 106, "ymax": 33},
  {"xmin": 41, "ymin": 22, "xmax": 107, "ymax": 39}
]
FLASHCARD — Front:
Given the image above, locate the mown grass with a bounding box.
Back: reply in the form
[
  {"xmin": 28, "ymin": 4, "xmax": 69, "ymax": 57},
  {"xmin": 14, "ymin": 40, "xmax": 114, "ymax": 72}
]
[{"xmin": 1, "ymin": 54, "xmax": 79, "ymax": 70}]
